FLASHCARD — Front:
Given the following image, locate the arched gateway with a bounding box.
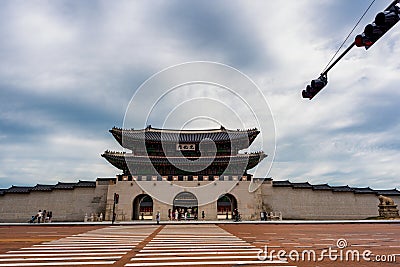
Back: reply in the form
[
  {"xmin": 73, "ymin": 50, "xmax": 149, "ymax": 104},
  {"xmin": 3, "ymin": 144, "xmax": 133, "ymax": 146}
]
[
  {"xmin": 173, "ymin": 192, "xmax": 198, "ymax": 220},
  {"xmin": 217, "ymin": 193, "xmax": 237, "ymax": 219},
  {"xmin": 132, "ymin": 194, "xmax": 153, "ymax": 220}
]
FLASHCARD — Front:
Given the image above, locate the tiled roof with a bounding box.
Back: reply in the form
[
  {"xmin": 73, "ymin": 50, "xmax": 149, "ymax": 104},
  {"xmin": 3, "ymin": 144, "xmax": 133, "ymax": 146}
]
[
  {"xmin": 54, "ymin": 182, "xmax": 76, "ymax": 190},
  {"xmin": 331, "ymin": 186, "xmax": 354, "ymax": 192},
  {"xmin": 272, "ymin": 180, "xmax": 400, "ymax": 196},
  {"xmin": 110, "ymin": 126, "xmax": 260, "ymax": 145},
  {"xmin": 6, "ymin": 186, "xmax": 33, "ymax": 193},
  {"xmin": 96, "ymin": 177, "xmax": 116, "ymax": 182},
  {"xmin": 292, "ymin": 182, "xmax": 313, "ymax": 189},
  {"xmin": 31, "ymin": 184, "xmax": 55, "ymax": 191},
  {"xmin": 374, "ymin": 189, "xmax": 400, "ymax": 196},
  {"xmin": 102, "ymin": 151, "xmax": 267, "ymax": 173},
  {"xmin": 75, "ymin": 180, "xmax": 96, "ymax": 188},
  {"xmin": 353, "ymin": 187, "xmax": 376, "ymax": 194},
  {"xmin": 312, "ymin": 184, "xmax": 332, "ymax": 190},
  {"xmin": 272, "ymin": 180, "xmax": 293, "ymax": 187},
  {"xmin": 0, "ymin": 180, "xmax": 98, "ymax": 196}
]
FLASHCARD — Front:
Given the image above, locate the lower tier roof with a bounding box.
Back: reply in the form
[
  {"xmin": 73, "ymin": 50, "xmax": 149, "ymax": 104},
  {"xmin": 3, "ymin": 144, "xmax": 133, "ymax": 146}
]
[{"xmin": 101, "ymin": 151, "xmax": 267, "ymax": 176}]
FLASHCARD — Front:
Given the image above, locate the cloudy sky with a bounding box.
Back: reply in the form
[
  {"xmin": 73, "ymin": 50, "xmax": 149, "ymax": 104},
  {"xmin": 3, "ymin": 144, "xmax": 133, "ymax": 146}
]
[{"xmin": 1, "ymin": 0, "xmax": 399, "ymax": 190}]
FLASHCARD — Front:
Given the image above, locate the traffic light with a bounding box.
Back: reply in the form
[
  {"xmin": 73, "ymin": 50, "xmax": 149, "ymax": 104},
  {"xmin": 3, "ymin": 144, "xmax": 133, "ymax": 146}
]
[
  {"xmin": 302, "ymin": 75, "xmax": 328, "ymax": 100},
  {"xmin": 114, "ymin": 193, "xmax": 119, "ymax": 204},
  {"xmin": 355, "ymin": 1, "xmax": 400, "ymax": 49}
]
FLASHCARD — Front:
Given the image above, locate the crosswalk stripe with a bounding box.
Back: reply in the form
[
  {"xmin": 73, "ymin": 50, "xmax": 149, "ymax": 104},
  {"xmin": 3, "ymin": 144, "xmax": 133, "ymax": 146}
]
[
  {"xmin": 135, "ymin": 251, "xmax": 260, "ymax": 256},
  {"xmin": 0, "ymin": 256, "xmax": 122, "ymax": 261},
  {"xmin": 141, "ymin": 245, "xmax": 255, "ymax": 249},
  {"xmin": 126, "ymin": 261, "xmax": 293, "ymax": 266},
  {"xmin": 7, "ymin": 249, "xmax": 131, "ymax": 253},
  {"xmin": 139, "ymin": 248, "xmax": 260, "ymax": 253},
  {"xmin": 0, "ymin": 252, "xmax": 127, "ymax": 257},
  {"xmin": 131, "ymin": 255, "xmax": 271, "ymax": 261},
  {"xmin": 0, "ymin": 261, "xmax": 116, "ymax": 266}
]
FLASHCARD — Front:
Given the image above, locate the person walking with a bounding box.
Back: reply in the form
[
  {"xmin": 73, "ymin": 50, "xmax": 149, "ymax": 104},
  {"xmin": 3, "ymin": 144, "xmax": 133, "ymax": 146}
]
[
  {"xmin": 156, "ymin": 211, "xmax": 160, "ymax": 225},
  {"xmin": 37, "ymin": 210, "xmax": 42, "ymax": 224},
  {"xmin": 201, "ymin": 210, "xmax": 205, "ymax": 220}
]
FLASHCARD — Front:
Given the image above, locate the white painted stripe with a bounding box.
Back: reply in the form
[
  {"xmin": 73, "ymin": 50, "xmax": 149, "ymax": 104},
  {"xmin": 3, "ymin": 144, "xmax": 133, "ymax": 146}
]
[
  {"xmin": 7, "ymin": 249, "xmax": 130, "ymax": 253},
  {"xmin": 151, "ymin": 238, "xmax": 244, "ymax": 241},
  {"xmin": 126, "ymin": 261, "xmax": 291, "ymax": 266},
  {"xmin": 350, "ymin": 244, "xmax": 381, "ymax": 247},
  {"xmin": 145, "ymin": 243, "xmax": 250, "ymax": 247},
  {"xmin": 34, "ymin": 243, "xmax": 138, "ymax": 246},
  {"xmin": 0, "ymin": 256, "xmax": 121, "ymax": 261},
  {"xmin": 157, "ymin": 236, "xmax": 236, "ymax": 238},
  {"xmin": 136, "ymin": 251, "xmax": 261, "ymax": 256},
  {"xmin": 76, "ymin": 237, "xmax": 147, "ymax": 239},
  {"xmin": 20, "ymin": 246, "xmax": 133, "ymax": 250},
  {"xmin": 140, "ymin": 248, "xmax": 260, "ymax": 253},
  {"xmin": 148, "ymin": 241, "xmax": 246, "ymax": 244},
  {"xmin": 0, "ymin": 252, "xmax": 126, "ymax": 257},
  {"xmin": 47, "ymin": 241, "xmax": 139, "ymax": 246},
  {"xmin": 63, "ymin": 239, "xmax": 142, "ymax": 242},
  {"xmin": 131, "ymin": 255, "xmax": 264, "ymax": 261},
  {"xmin": 153, "ymin": 239, "xmax": 240, "ymax": 240},
  {"xmin": 0, "ymin": 261, "xmax": 116, "ymax": 266},
  {"xmin": 142, "ymin": 245, "xmax": 255, "ymax": 249}
]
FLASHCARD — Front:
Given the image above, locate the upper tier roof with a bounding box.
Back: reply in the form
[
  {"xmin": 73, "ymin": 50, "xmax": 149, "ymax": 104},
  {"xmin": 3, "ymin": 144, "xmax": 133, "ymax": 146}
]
[{"xmin": 110, "ymin": 126, "xmax": 260, "ymax": 146}]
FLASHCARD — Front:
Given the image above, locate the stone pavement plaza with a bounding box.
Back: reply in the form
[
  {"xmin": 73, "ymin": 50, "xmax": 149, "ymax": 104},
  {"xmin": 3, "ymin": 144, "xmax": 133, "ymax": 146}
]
[{"xmin": 0, "ymin": 223, "xmax": 399, "ymax": 266}]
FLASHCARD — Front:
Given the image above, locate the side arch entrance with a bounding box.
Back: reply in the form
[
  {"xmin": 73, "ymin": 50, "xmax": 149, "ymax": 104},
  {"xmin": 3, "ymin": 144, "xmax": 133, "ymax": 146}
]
[
  {"xmin": 173, "ymin": 191, "xmax": 198, "ymax": 220},
  {"xmin": 132, "ymin": 194, "xmax": 153, "ymax": 220},
  {"xmin": 217, "ymin": 193, "xmax": 237, "ymax": 219}
]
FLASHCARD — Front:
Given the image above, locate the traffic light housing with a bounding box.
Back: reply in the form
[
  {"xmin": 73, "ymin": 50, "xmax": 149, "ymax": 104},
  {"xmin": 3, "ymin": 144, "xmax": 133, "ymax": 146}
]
[
  {"xmin": 114, "ymin": 193, "xmax": 119, "ymax": 204},
  {"xmin": 355, "ymin": 1, "xmax": 400, "ymax": 49},
  {"xmin": 302, "ymin": 75, "xmax": 328, "ymax": 100}
]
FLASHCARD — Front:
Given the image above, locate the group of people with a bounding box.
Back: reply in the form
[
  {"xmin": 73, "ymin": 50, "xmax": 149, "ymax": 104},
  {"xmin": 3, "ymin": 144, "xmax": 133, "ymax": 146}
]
[
  {"xmin": 232, "ymin": 208, "xmax": 241, "ymax": 222},
  {"xmin": 167, "ymin": 208, "xmax": 205, "ymax": 221},
  {"xmin": 168, "ymin": 209, "xmax": 204, "ymax": 221},
  {"xmin": 29, "ymin": 209, "xmax": 52, "ymax": 223}
]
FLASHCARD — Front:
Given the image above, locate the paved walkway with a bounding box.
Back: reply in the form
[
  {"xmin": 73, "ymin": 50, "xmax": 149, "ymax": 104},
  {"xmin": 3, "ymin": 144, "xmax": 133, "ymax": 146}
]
[
  {"xmin": 0, "ymin": 223, "xmax": 398, "ymax": 266},
  {"xmin": 0, "ymin": 225, "xmax": 291, "ymax": 266}
]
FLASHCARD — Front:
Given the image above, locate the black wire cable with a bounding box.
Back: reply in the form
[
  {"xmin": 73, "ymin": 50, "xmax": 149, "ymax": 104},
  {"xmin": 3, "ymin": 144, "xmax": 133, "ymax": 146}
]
[{"xmin": 321, "ymin": 0, "xmax": 376, "ymax": 74}]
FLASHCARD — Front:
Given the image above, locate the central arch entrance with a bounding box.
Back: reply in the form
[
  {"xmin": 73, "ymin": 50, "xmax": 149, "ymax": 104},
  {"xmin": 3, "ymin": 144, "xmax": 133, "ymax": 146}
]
[
  {"xmin": 173, "ymin": 191, "xmax": 198, "ymax": 220},
  {"xmin": 132, "ymin": 194, "xmax": 153, "ymax": 220},
  {"xmin": 217, "ymin": 193, "xmax": 237, "ymax": 219}
]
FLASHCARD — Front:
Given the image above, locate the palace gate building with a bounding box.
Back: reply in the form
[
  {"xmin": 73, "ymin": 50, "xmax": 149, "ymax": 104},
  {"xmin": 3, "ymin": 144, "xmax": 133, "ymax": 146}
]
[{"xmin": 101, "ymin": 125, "xmax": 266, "ymax": 221}]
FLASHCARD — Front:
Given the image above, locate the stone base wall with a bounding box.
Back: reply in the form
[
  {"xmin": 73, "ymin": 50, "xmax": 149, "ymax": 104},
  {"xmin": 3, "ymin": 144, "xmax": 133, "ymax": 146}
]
[
  {"xmin": 0, "ymin": 184, "xmax": 109, "ymax": 223},
  {"xmin": 263, "ymin": 186, "xmax": 392, "ymax": 220}
]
